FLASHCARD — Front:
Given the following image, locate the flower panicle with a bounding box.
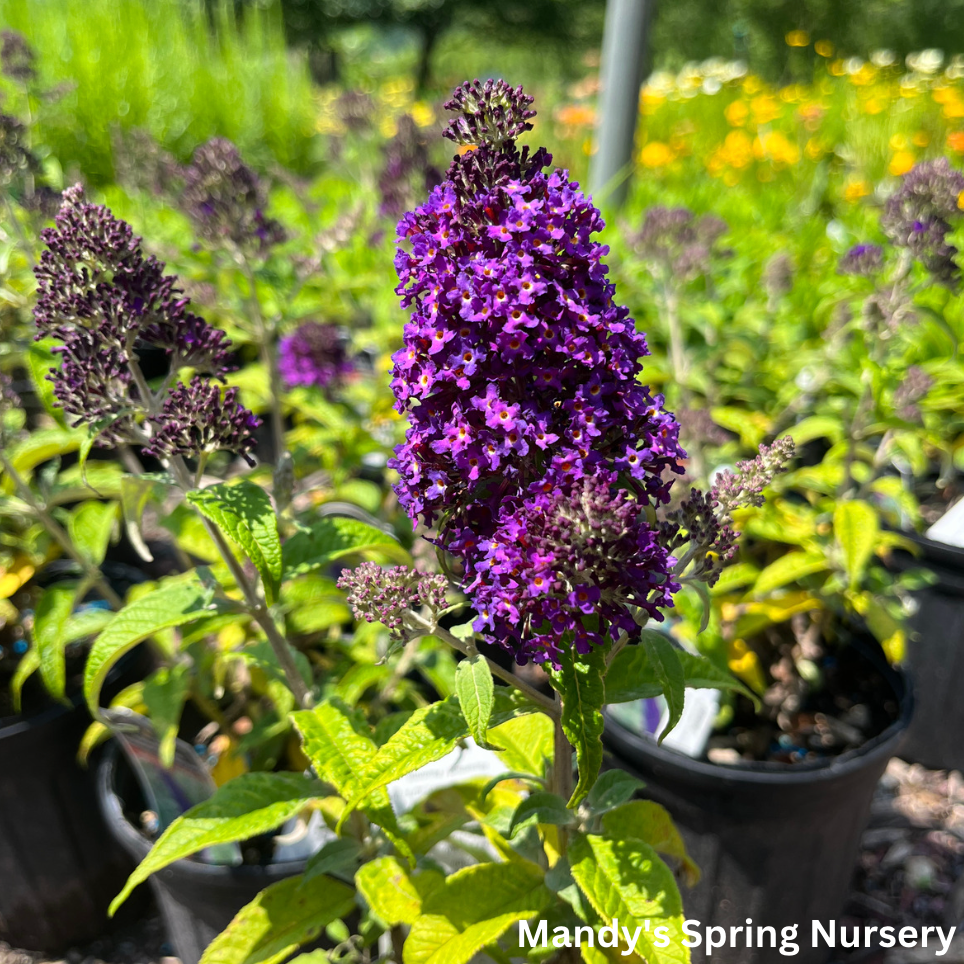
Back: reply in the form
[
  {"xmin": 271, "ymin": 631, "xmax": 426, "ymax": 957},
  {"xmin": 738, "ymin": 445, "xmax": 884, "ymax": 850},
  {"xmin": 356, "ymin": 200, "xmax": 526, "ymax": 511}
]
[
  {"xmin": 336, "ymin": 562, "xmax": 449, "ymax": 641},
  {"xmin": 712, "ymin": 435, "xmax": 796, "ymax": 516},
  {"xmin": 442, "ymin": 79, "xmax": 535, "ymax": 150}
]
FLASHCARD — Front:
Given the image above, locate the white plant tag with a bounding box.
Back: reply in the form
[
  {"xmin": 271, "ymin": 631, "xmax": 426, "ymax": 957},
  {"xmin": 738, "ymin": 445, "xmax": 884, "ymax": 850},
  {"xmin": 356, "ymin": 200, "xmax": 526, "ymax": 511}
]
[
  {"xmin": 926, "ymin": 497, "xmax": 964, "ymax": 549},
  {"xmin": 660, "ymin": 687, "xmax": 721, "ymax": 757},
  {"xmin": 388, "ymin": 739, "xmax": 506, "ymax": 814}
]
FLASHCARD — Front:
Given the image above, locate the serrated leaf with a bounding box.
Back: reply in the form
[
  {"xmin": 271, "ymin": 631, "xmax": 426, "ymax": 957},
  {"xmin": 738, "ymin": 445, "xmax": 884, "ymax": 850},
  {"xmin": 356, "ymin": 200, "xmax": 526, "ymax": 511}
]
[
  {"xmin": 585, "ymin": 770, "xmax": 646, "ymax": 816},
  {"xmin": 490, "ymin": 712, "xmax": 554, "ymax": 778},
  {"xmin": 187, "ymin": 481, "xmax": 282, "ymax": 604},
  {"xmin": 142, "ymin": 662, "xmax": 192, "ymax": 768},
  {"xmin": 109, "ymin": 772, "xmax": 328, "ymax": 916},
  {"xmin": 355, "ymin": 855, "xmax": 426, "ymax": 926},
  {"xmin": 338, "ymin": 690, "xmax": 534, "ymax": 825},
  {"xmin": 84, "ymin": 575, "xmax": 215, "ymax": 715},
  {"xmin": 569, "ymin": 831, "xmax": 688, "ymax": 964},
  {"xmin": 404, "ymin": 860, "xmax": 553, "ymax": 964},
  {"xmin": 290, "ymin": 699, "xmax": 411, "ymax": 860},
  {"xmin": 834, "ymin": 500, "xmax": 879, "ymax": 588},
  {"xmin": 281, "ymin": 516, "xmax": 409, "ymax": 578},
  {"xmin": 605, "ymin": 643, "xmax": 756, "ymax": 706},
  {"xmin": 601, "ymin": 800, "xmax": 700, "ymax": 886},
  {"xmin": 198, "ymin": 872, "xmax": 355, "ymax": 964},
  {"xmin": 67, "ymin": 500, "xmax": 118, "ymax": 566},
  {"xmin": 455, "ymin": 653, "xmax": 496, "ymax": 749},
  {"xmin": 641, "ymin": 631, "xmax": 685, "ymax": 742},
  {"xmin": 548, "ymin": 645, "xmax": 606, "ymax": 808},
  {"xmin": 33, "ymin": 584, "xmax": 76, "ymax": 700},
  {"xmin": 753, "ymin": 550, "xmax": 828, "ymax": 595},
  {"xmin": 508, "ymin": 791, "xmax": 576, "ymax": 838}
]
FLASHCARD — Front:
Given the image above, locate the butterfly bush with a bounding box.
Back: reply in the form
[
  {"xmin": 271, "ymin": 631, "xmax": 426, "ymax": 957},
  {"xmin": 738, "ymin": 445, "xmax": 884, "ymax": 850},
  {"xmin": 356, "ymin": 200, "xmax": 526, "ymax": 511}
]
[
  {"xmin": 278, "ymin": 321, "xmax": 354, "ymax": 391},
  {"xmin": 33, "ymin": 185, "xmax": 259, "ymax": 462},
  {"xmin": 386, "ymin": 80, "xmax": 696, "ymax": 666}
]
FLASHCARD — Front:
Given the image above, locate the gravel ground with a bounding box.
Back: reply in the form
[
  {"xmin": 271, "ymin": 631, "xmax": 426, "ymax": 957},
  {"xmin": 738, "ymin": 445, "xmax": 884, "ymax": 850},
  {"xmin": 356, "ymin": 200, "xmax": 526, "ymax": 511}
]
[{"xmin": 2, "ymin": 758, "xmax": 962, "ymax": 964}]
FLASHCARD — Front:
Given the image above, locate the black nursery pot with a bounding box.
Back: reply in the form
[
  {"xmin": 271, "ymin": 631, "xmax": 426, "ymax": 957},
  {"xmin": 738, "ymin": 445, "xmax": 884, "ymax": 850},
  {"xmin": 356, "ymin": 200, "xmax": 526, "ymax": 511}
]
[
  {"xmin": 96, "ymin": 744, "xmax": 310, "ymax": 964},
  {"xmin": 0, "ymin": 701, "xmax": 136, "ymax": 951},
  {"xmin": 602, "ymin": 668, "xmax": 911, "ymax": 964},
  {"xmin": 894, "ymin": 533, "xmax": 964, "ymax": 772}
]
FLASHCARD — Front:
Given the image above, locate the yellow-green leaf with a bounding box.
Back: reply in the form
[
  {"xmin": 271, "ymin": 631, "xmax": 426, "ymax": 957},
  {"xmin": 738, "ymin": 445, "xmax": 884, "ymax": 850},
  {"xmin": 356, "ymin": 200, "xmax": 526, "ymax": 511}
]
[
  {"xmin": 834, "ymin": 500, "xmax": 879, "ymax": 587},
  {"xmin": 753, "ymin": 551, "xmax": 828, "ymax": 596}
]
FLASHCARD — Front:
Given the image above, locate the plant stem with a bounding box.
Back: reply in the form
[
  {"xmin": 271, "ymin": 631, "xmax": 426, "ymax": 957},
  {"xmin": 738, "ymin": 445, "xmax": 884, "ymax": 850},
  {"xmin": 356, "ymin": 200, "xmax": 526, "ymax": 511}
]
[
  {"xmin": 0, "ymin": 453, "xmax": 124, "ymax": 609},
  {"xmin": 405, "ymin": 612, "xmax": 560, "ymax": 719},
  {"xmin": 551, "ymin": 691, "xmax": 574, "ymax": 840}
]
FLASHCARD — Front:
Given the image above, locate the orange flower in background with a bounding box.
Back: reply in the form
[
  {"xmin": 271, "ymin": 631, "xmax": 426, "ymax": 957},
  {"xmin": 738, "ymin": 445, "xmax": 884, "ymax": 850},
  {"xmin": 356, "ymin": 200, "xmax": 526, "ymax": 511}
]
[
  {"xmin": 947, "ymin": 131, "xmax": 964, "ymax": 152},
  {"xmin": 640, "ymin": 141, "xmax": 674, "ymax": 167},
  {"xmin": 843, "ymin": 179, "xmax": 871, "ymax": 202},
  {"xmin": 556, "ymin": 104, "xmax": 595, "ymax": 128},
  {"xmin": 889, "ymin": 151, "xmax": 916, "ymax": 176}
]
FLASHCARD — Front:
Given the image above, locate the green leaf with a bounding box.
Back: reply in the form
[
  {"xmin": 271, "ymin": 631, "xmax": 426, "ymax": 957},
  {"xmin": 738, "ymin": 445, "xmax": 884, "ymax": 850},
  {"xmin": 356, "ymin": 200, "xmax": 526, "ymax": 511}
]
[
  {"xmin": 11, "ymin": 646, "xmax": 40, "ymax": 713},
  {"xmin": 641, "ymin": 631, "xmax": 685, "ymax": 742},
  {"xmin": 490, "ymin": 712, "xmax": 554, "ymax": 778},
  {"xmin": 290, "ymin": 699, "xmax": 411, "ymax": 860},
  {"xmin": 569, "ymin": 831, "xmax": 687, "ymax": 964},
  {"xmin": 601, "ymin": 800, "xmax": 700, "ymax": 887},
  {"xmin": 26, "ymin": 341, "xmax": 66, "ymax": 428},
  {"xmin": 585, "ymin": 771, "xmax": 646, "ymax": 816},
  {"xmin": 109, "ymin": 772, "xmax": 328, "ymax": 916},
  {"xmin": 120, "ymin": 475, "xmax": 164, "ymax": 563},
  {"xmin": 404, "ymin": 860, "xmax": 553, "ymax": 964},
  {"xmin": 753, "ymin": 550, "xmax": 828, "ymax": 595},
  {"xmin": 4, "ymin": 427, "xmax": 83, "ymax": 480},
  {"xmin": 84, "ymin": 574, "xmax": 215, "ymax": 715},
  {"xmin": 508, "ymin": 791, "xmax": 577, "ymax": 838},
  {"xmin": 548, "ymin": 644, "xmax": 606, "ymax": 808},
  {"xmin": 67, "ymin": 500, "xmax": 118, "ymax": 566},
  {"xmin": 282, "ymin": 516, "xmax": 409, "ymax": 578},
  {"xmin": 187, "ymin": 481, "xmax": 282, "ymax": 604},
  {"xmin": 605, "ymin": 643, "xmax": 756, "ymax": 706},
  {"xmin": 33, "ymin": 584, "xmax": 76, "ymax": 700},
  {"xmin": 338, "ymin": 690, "xmax": 534, "ymax": 824},
  {"xmin": 455, "ymin": 653, "xmax": 496, "ymax": 749},
  {"xmin": 62, "ymin": 607, "xmax": 114, "ymax": 646},
  {"xmin": 355, "ymin": 855, "xmax": 427, "ymax": 926},
  {"xmin": 142, "ymin": 662, "xmax": 192, "ymax": 768},
  {"xmin": 787, "ymin": 415, "xmax": 844, "ymax": 446},
  {"xmin": 834, "ymin": 500, "xmax": 880, "ymax": 588},
  {"xmin": 302, "ymin": 838, "xmax": 360, "ymax": 883},
  {"xmin": 198, "ymin": 873, "xmax": 354, "ymax": 964}
]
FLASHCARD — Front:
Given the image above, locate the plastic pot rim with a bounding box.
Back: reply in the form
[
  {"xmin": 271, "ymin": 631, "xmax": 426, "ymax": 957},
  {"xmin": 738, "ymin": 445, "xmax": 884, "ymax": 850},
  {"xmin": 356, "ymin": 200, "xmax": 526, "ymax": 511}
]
[{"xmin": 602, "ymin": 665, "xmax": 912, "ymax": 787}]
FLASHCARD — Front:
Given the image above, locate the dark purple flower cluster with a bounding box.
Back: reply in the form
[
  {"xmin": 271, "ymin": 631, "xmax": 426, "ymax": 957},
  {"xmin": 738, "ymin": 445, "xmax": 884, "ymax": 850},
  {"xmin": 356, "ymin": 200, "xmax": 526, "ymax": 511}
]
[
  {"xmin": 388, "ymin": 81, "xmax": 685, "ymax": 665},
  {"xmin": 0, "ymin": 29, "xmax": 36, "ymax": 84},
  {"xmin": 881, "ymin": 158, "xmax": 964, "ymax": 283},
  {"xmin": 33, "ymin": 185, "xmax": 259, "ymax": 461},
  {"xmin": 0, "ymin": 112, "xmax": 37, "ymax": 187},
  {"xmin": 181, "ymin": 138, "xmax": 285, "ymax": 255},
  {"xmin": 378, "ymin": 115, "xmax": 442, "ymax": 221},
  {"xmin": 633, "ymin": 206, "xmax": 727, "ymax": 281},
  {"xmin": 336, "ymin": 562, "xmax": 449, "ymax": 640},
  {"xmin": 278, "ymin": 321, "xmax": 354, "ymax": 392},
  {"xmin": 839, "ymin": 243, "xmax": 885, "ymax": 277}
]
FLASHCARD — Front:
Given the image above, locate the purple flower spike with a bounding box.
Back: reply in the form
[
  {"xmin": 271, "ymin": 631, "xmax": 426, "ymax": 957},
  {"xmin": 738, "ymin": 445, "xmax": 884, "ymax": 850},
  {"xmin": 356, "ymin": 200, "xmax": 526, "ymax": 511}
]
[
  {"xmin": 182, "ymin": 138, "xmax": 285, "ymax": 255},
  {"xmin": 0, "ymin": 112, "xmax": 38, "ymax": 187},
  {"xmin": 0, "ymin": 30, "xmax": 36, "ymax": 84},
  {"xmin": 278, "ymin": 321, "xmax": 354, "ymax": 392},
  {"xmin": 388, "ymin": 82, "xmax": 686, "ymax": 666},
  {"xmin": 443, "ymin": 79, "xmax": 536, "ymax": 149},
  {"xmin": 839, "ymin": 243, "xmax": 885, "ymax": 277}
]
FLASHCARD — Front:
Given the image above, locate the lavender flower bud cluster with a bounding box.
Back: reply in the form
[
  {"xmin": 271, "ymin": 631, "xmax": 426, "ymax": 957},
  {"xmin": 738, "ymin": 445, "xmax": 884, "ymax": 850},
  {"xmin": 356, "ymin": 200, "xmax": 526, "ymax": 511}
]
[
  {"xmin": 278, "ymin": 321, "xmax": 354, "ymax": 392},
  {"xmin": 336, "ymin": 562, "xmax": 449, "ymax": 640},
  {"xmin": 389, "ymin": 82, "xmax": 686, "ymax": 666},
  {"xmin": 881, "ymin": 158, "xmax": 964, "ymax": 284},
  {"xmin": 0, "ymin": 29, "xmax": 36, "ymax": 84},
  {"xmin": 839, "ymin": 243, "xmax": 885, "ymax": 278},
  {"xmin": 661, "ymin": 437, "xmax": 794, "ymax": 586},
  {"xmin": 378, "ymin": 115, "xmax": 442, "ymax": 222},
  {"xmin": 633, "ymin": 206, "xmax": 728, "ymax": 281},
  {"xmin": 181, "ymin": 138, "xmax": 285, "ymax": 256},
  {"xmin": 893, "ymin": 365, "xmax": 933, "ymax": 422},
  {"xmin": 33, "ymin": 185, "xmax": 259, "ymax": 462}
]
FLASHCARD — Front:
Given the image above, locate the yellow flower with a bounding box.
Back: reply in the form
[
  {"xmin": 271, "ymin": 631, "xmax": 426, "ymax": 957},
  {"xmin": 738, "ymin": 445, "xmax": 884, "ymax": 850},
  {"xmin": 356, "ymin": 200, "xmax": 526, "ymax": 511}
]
[
  {"xmin": 889, "ymin": 133, "xmax": 907, "ymax": 150},
  {"xmin": 785, "ymin": 30, "xmax": 810, "ymax": 47},
  {"xmin": 715, "ymin": 129, "xmax": 755, "ymax": 169},
  {"xmin": 862, "ymin": 97, "xmax": 885, "ymax": 115},
  {"xmin": 815, "ymin": 39, "xmax": 834, "ymax": 58},
  {"xmin": 751, "ymin": 94, "xmax": 782, "ymax": 125},
  {"xmin": 958, "ymin": 190, "xmax": 964, "ymax": 210},
  {"xmin": 944, "ymin": 101, "xmax": 964, "ymax": 119},
  {"xmin": 842, "ymin": 178, "xmax": 871, "ymax": 202},
  {"xmin": 743, "ymin": 75, "xmax": 764, "ymax": 95},
  {"xmin": 805, "ymin": 137, "xmax": 825, "ymax": 160},
  {"xmin": 754, "ymin": 130, "xmax": 800, "ymax": 166},
  {"xmin": 640, "ymin": 89, "xmax": 666, "ymax": 115},
  {"xmin": 889, "ymin": 151, "xmax": 916, "ymax": 176},
  {"xmin": 410, "ymin": 101, "xmax": 435, "ymax": 128},
  {"xmin": 829, "ymin": 59, "xmax": 846, "ymax": 77},
  {"xmin": 640, "ymin": 141, "xmax": 674, "ymax": 167},
  {"xmin": 912, "ymin": 130, "xmax": 930, "ymax": 147},
  {"xmin": 724, "ymin": 100, "xmax": 749, "ymax": 126},
  {"xmin": 849, "ymin": 63, "xmax": 877, "ymax": 86}
]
